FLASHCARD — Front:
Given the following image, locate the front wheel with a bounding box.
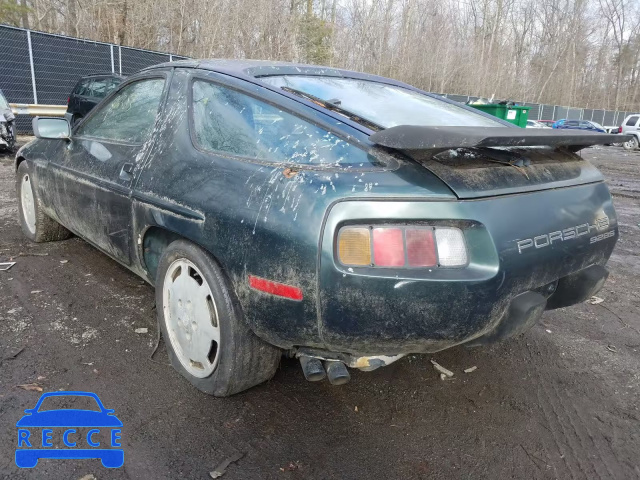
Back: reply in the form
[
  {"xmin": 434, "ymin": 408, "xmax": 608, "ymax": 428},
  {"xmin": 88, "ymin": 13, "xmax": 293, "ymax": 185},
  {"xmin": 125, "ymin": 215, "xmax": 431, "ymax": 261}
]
[
  {"xmin": 156, "ymin": 240, "xmax": 281, "ymax": 396},
  {"xmin": 623, "ymin": 136, "xmax": 639, "ymax": 151},
  {"xmin": 16, "ymin": 161, "xmax": 71, "ymax": 243}
]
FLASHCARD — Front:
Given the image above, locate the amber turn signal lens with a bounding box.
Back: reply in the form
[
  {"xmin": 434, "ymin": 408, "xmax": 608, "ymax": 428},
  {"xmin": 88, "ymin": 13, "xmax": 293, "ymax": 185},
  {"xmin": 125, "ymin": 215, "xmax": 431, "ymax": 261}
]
[{"xmin": 338, "ymin": 227, "xmax": 371, "ymax": 266}]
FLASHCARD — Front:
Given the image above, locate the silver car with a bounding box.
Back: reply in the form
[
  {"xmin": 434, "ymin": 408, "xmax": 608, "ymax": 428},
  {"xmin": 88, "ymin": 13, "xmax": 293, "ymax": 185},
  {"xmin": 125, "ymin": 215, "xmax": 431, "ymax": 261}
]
[
  {"xmin": 526, "ymin": 120, "xmax": 551, "ymax": 129},
  {"xmin": 620, "ymin": 114, "xmax": 640, "ymax": 150}
]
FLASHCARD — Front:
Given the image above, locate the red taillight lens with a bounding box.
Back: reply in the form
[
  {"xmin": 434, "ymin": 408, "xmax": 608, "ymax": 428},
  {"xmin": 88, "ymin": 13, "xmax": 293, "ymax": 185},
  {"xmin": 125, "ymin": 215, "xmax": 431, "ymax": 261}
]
[
  {"xmin": 618, "ymin": 126, "xmax": 623, "ymax": 133},
  {"xmin": 373, "ymin": 228, "xmax": 405, "ymax": 266},
  {"xmin": 67, "ymin": 97, "xmax": 70, "ymax": 104},
  {"xmin": 406, "ymin": 229, "xmax": 437, "ymax": 267},
  {"xmin": 338, "ymin": 225, "xmax": 466, "ymax": 269}
]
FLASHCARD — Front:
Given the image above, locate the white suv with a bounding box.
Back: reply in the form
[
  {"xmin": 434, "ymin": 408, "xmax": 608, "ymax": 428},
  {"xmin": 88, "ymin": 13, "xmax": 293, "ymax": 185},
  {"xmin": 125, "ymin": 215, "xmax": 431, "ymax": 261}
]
[{"xmin": 620, "ymin": 114, "xmax": 640, "ymax": 150}]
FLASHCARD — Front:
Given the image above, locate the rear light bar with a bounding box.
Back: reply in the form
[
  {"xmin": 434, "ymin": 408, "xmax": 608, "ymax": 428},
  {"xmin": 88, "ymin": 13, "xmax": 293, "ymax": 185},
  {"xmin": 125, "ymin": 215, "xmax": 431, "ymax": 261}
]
[{"xmin": 338, "ymin": 226, "xmax": 467, "ymax": 268}]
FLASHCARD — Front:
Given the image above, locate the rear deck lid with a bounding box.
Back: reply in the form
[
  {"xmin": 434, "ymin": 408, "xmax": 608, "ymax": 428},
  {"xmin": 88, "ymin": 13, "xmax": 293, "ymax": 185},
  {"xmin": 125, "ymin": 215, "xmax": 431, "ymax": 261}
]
[{"xmin": 370, "ymin": 126, "xmax": 628, "ymax": 199}]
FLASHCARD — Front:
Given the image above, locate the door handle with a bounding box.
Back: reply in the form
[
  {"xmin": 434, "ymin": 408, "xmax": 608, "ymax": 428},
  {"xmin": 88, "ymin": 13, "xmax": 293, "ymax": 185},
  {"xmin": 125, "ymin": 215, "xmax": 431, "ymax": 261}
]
[{"xmin": 119, "ymin": 163, "xmax": 134, "ymax": 181}]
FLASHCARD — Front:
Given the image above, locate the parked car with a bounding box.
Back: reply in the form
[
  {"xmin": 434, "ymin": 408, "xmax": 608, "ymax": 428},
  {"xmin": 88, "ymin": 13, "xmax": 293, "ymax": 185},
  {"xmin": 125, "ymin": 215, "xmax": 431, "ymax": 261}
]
[
  {"xmin": 554, "ymin": 119, "xmax": 606, "ymax": 133},
  {"xmin": 538, "ymin": 119, "xmax": 555, "ymax": 127},
  {"xmin": 0, "ymin": 88, "xmax": 16, "ymax": 152},
  {"xmin": 65, "ymin": 74, "xmax": 124, "ymax": 126},
  {"xmin": 16, "ymin": 60, "xmax": 625, "ymax": 396},
  {"xmin": 620, "ymin": 113, "xmax": 640, "ymax": 150},
  {"xmin": 526, "ymin": 120, "xmax": 551, "ymax": 128}
]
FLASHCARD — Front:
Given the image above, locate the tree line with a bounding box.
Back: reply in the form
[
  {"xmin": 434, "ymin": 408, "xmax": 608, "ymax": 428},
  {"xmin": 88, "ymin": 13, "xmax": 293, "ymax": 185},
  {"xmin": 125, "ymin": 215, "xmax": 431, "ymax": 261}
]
[{"xmin": 2, "ymin": 0, "xmax": 640, "ymax": 112}]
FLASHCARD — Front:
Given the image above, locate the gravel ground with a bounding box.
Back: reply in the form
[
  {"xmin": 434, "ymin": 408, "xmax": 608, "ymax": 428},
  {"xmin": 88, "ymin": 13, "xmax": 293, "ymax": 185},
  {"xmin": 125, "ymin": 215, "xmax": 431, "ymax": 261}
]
[{"xmin": 1, "ymin": 140, "xmax": 639, "ymax": 479}]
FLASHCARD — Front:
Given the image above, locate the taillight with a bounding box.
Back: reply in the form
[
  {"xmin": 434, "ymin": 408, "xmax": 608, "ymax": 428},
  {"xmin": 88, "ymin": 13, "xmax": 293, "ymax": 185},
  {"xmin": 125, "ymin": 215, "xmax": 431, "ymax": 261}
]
[
  {"xmin": 372, "ymin": 228, "xmax": 404, "ymax": 266},
  {"xmin": 67, "ymin": 97, "xmax": 70, "ymax": 104},
  {"xmin": 338, "ymin": 227, "xmax": 371, "ymax": 266},
  {"xmin": 406, "ymin": 228, "xmax": 437, "ymax": 267},
  {"xmin": 434, "ymin": 228, "xmax": 468, "ymax": 266},
  {"xmin": 618, "ymin": 126, "xmax": 622, "ymax": 133},
  {"xmin": 337, "ymin": 226, "xmax": 467, "ymax": 268}
]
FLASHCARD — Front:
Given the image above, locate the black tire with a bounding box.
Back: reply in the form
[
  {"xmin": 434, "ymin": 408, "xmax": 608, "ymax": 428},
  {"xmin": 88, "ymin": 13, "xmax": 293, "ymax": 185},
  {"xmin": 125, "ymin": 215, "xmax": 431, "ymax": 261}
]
[
  {"xmin": 623, "ymin": 136, "xmax": 639, "ymax": 151},
  {"xmin": 155, "ymin": 240, "xmax": 281, "ymax": 396},
  {"xmin": 72, "ymin": 115, "xmax": 83, "ymax": 126},
  {"xmin": 16, "ymin": 161, "xmax": 72, "ymax": 243}
]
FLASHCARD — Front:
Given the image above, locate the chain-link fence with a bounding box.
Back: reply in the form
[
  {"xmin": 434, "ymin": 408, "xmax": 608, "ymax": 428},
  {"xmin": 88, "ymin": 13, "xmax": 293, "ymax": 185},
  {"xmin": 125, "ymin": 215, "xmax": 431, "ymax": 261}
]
[
  {"xmin": 438, "ymin": 94, "xmax": 634, "ymax": 129},
  {"xmin": 0, "ymin": 24, "xmax": 188, "ymax": 132}
]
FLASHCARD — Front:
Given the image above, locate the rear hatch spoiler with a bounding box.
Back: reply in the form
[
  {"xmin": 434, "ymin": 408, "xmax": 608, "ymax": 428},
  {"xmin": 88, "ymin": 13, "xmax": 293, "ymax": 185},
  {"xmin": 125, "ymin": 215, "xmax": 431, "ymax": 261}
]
[
  {"xmin": 369, "ymin": 126, "xmax": 630, "ymax": 199},
  {"xmin": 369, "ymin": 126, "xmax": 628, "ymax": 153}
]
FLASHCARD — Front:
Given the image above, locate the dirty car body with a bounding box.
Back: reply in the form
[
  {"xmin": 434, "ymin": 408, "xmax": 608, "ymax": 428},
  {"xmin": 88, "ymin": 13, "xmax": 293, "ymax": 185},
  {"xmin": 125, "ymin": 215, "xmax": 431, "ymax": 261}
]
[{"xmin": 16, "ymin": 60, "xmax": 622, "ymax": 390}]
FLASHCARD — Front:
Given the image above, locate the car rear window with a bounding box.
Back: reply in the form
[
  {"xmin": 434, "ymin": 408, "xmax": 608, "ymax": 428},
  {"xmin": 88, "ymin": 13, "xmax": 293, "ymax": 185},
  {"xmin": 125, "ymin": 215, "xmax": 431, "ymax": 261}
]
[
  {"xmin": 191, "ymin": 80, "xmax": 383, "ymax": 167},
  {"xmin": 74, "ymin": 79, "xmax": 92, "ymax": 96},
  {"xmin": 260, "ymin": 75, "xmax": 502, "ymax": 128},
  {"xmin": 626, "ymin": 116, "xmax": 639, "ymax": 126},
  {"xmin": 91, "ymin": 78, "xmax": 120, "ymax": 98}
]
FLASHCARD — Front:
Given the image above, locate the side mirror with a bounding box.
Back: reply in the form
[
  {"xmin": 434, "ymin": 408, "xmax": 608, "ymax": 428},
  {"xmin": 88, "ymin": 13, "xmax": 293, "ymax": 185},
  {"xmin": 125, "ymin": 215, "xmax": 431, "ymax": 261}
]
[{"xmin": 32, "ymin": 117, "xmax": 70, "ymax": 140}]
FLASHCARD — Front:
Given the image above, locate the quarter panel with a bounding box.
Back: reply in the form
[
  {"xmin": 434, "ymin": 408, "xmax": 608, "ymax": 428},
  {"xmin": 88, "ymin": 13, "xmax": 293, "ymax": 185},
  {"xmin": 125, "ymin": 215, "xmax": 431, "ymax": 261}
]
[{"xmin": 133, "ymin": 68, "xmax": 456, "ymax": 349}]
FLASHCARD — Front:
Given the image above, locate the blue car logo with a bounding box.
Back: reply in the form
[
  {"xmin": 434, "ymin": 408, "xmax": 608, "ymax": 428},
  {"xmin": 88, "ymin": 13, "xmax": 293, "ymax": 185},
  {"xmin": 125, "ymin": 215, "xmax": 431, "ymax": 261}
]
[{"xmin": 16, "ymin": 391, "xmax": 123, "ymax": 468}]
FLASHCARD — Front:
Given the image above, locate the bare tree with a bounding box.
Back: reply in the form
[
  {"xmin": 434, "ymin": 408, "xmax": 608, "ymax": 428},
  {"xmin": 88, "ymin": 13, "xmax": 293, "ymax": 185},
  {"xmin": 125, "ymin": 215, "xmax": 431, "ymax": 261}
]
[{"xmin": 5, "ymin": 0, "xmax": 640, "ymax": 111}]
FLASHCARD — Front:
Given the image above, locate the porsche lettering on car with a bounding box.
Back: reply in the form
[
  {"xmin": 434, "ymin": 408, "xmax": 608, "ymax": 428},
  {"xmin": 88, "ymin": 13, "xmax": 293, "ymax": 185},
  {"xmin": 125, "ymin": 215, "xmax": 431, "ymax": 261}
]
[
  {"xmin": 516, "ymin": 215, "xmax": 611, "ymax": 253},
  {"xmin": 15, "ymin": 60, "xmax": 627, "ymax": 395}
]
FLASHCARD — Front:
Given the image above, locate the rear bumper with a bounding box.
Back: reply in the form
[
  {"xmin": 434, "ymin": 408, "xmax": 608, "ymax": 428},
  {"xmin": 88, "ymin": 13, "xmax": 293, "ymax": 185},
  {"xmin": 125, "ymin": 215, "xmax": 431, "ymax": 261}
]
[
  {"xmin": 317, "ymin": 183, "xmax": 617, "ymax": 355},
  {"xmin": 468, "ymin": 264, "xmax": 608, "ymax": 346}
]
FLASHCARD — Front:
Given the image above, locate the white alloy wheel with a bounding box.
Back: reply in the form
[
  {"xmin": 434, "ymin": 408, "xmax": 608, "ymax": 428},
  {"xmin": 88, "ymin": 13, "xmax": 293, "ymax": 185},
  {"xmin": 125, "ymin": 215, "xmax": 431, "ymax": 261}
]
[
  {"xmin": 162, "ymin": 258, "xmax": 220, "ymax": 378},
  {"xmin": 21, "ymin": 173, "xmax": 36, "ymax": 234},
  {"xmin": 623, "ymin": 136, "xmax": 639, "ymax": 150}
]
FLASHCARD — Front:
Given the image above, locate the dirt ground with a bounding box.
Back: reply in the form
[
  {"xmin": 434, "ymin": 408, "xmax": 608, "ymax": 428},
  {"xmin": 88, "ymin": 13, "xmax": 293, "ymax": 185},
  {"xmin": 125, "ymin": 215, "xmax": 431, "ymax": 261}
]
[{"xmin": 1, "ymin": 139, "xmax": 639, "ymax": 480}]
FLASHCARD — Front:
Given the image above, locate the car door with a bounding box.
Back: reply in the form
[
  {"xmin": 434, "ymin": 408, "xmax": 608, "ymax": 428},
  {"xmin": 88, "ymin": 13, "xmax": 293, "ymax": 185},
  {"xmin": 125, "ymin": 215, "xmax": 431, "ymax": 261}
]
[{"xmin": 47, "ymin": 73, "xmax": 169, "ymax": 264}]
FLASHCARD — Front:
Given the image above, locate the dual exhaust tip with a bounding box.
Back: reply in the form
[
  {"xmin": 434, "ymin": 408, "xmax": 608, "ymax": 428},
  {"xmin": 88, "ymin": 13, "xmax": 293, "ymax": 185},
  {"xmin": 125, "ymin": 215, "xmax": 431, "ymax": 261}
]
[{"xmin": 299, "ymin": 356, "xmax": 350, "ymax": 385}]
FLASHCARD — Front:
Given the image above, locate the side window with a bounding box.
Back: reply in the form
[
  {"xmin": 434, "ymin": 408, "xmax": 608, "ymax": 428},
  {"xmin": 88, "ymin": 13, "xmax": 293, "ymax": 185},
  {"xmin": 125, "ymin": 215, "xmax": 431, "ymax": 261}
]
[
  {"xmin": 75, "ymin": 80, "xmax": 91, "ymax": 96},
  {"xmin": 90, "ymin": 79, "xmax": 110, "ymax": 98},
  {"xmin": 191, "ymin": 80, "xmax": 381, "ymax": 167},
  {"xmin": 105, "ymin": 78, "xmax": 121, "ymax": 95},
  {"xmin": 626, "ymin": 116, "xmax": 639, "ymax": 126},
  {"xmin": 76, "ymin": 78, "xmax": 165, "ymax": 144}
]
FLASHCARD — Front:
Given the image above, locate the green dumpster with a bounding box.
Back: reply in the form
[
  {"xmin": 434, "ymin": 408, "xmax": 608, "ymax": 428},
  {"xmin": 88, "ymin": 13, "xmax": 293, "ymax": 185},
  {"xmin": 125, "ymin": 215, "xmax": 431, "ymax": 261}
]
[{"xmin": 469, "ymin": 103, "xmax": 531, "ymax": 128}]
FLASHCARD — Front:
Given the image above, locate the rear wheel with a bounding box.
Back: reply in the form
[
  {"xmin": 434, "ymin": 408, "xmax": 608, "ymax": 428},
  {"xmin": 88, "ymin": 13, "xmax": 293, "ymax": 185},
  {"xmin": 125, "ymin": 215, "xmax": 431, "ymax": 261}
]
[
  {"xmin": 72, "ymin": 115, "xmax": 83, "ymax": 126},
  {"xmin": 623, "ymin": 136, "xmax": 639, "ymax": 151},
  {"xmin": 156, "ymin": 240, "xmax": 281, "ymax": 396},
  {"xmin": 16, "ymin": 161, "xmax": 71, "ymax": 243}
]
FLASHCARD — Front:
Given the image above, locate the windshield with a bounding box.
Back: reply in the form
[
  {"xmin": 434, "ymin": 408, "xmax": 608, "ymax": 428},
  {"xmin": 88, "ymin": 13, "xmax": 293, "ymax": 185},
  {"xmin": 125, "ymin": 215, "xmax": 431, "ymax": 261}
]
[
  {"xmin": 260, "ymin": 76, "xmax": 501, "ymax": 129},
  {"xmin": 0, "ymin": 91, "xmax": 9, "ymax": 110}
]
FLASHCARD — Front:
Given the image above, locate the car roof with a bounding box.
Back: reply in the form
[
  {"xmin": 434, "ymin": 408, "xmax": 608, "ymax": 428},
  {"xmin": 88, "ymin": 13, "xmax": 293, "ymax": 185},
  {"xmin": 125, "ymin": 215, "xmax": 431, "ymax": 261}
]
[
  {"xmin": 137, "ymin": 58, "xmax": 516, "ymax": 130},
  {"xmin": 142, "ymin": 59, "xmax": 407, "ymax": 86},
  {"xmin": 79, "ymin": 73, "xmax": 125, "ymax": 80}
]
